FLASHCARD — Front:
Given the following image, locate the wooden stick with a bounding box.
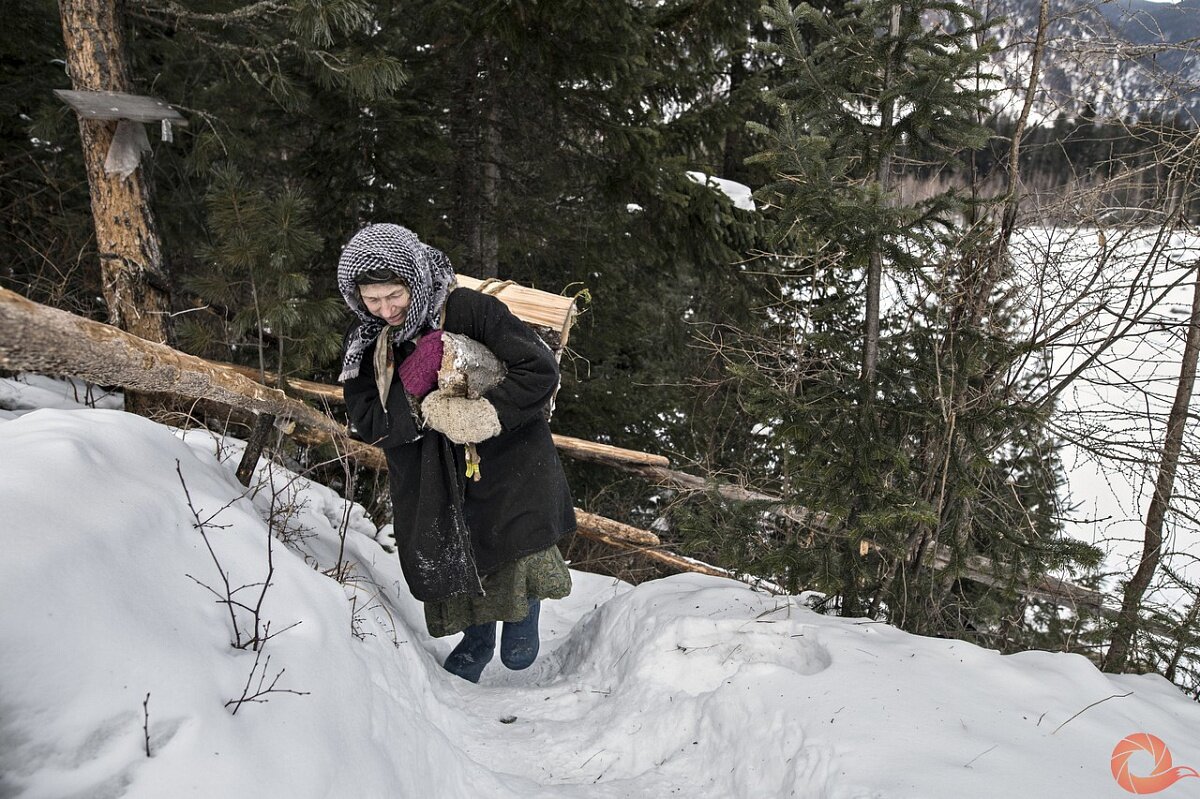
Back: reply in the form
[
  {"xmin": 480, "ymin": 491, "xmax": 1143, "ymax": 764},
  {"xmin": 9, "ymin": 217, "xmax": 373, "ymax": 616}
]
[
  {"xmin": 572, "ymin": 523, "xmax": 784, "ymax": 594},
  {"xmin": 551, "ymin": 435, "xmax": 670, "ymax": 468}
]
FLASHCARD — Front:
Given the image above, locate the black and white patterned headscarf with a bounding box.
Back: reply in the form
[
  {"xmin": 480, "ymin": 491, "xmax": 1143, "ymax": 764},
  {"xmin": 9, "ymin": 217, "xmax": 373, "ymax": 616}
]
[{"xmin": 337, "ymin": 223, "xmax": 456, "ymax": 382}]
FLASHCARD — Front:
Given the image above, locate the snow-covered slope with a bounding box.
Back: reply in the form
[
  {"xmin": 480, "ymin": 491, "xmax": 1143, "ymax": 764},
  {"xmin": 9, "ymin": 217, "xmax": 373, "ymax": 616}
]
[{"xmin": 1, "ymin": 376, "xmax": 1198, "ymax": 798}]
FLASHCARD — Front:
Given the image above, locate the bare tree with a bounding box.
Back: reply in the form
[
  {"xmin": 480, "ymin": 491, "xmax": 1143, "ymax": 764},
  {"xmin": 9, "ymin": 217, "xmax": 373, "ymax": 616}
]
[{"xmin": 1104, "ymin": 249, "xmax": 1200, "ymax": 671}]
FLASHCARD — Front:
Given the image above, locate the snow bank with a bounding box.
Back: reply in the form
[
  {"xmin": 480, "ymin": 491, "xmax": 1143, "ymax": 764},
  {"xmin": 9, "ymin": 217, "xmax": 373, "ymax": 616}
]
[{"xmin": 2, "ymin": 376, "xmax": 1199, "ymax": 798}]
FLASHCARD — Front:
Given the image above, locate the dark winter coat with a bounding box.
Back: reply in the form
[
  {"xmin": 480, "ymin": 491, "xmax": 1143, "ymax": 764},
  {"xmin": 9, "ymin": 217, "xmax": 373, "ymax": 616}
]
[{"xmin": 343, "ymin": 287, "xmax": 576, "ymax": 602}]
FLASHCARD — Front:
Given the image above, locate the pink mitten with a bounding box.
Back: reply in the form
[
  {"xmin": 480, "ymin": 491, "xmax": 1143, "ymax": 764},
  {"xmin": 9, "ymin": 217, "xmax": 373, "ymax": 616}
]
[{"xmin": 397, "ymin": 330, "xmax": 444, "ymax": 398}]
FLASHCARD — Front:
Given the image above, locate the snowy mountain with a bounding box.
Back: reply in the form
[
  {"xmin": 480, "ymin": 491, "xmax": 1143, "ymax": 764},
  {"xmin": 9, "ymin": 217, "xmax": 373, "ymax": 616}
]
[{"xmin": 986, "ymin": 0, "xmax": 1200, "ymax": 123}]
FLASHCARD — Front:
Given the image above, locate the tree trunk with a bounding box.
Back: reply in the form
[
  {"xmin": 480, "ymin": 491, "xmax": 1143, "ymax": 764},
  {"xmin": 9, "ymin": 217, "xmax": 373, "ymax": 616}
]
[
  {"xmin": 722, "ymin": 45, "xmax": 747, "ymax": 182},
  {"xmin": 861, "ymin": 3, "xmax": 902, "ymax": 388},
  {"xmin": 451, "ymin": 37, "xmax": 500, "ymax": 278},
  {"xmin": 1104, "ymin": 261, "xmax": 1200, "ymax": 672},
  {"xmin": 997, "ymin": 0, "xmax": 1050, "ymax": 251},
  {"xmin": 0, "ymin": 285, "xmax": 372, "ymax": 464},
  {"xmin": 58, "ymin": 0, "xmax": 173, "ymax": 347}
]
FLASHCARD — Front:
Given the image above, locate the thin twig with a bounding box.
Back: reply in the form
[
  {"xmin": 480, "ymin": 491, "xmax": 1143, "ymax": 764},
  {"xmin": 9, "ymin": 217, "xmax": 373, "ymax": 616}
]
[
  {"xmin": 963, "ymin": 744, "xmax": 997, "ymax": 768},
  {"xmin": 142, "ymin": 692, "xmax": 151, "ymax": 758},
  {"xmin": 1051, "ymin": 692, "xmax": 1133, "ymax": 735}
]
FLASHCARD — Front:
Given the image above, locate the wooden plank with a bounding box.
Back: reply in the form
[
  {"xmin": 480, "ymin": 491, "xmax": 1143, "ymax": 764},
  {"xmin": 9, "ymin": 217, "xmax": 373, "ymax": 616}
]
[{"xmin": 54, "ymin": 89, "xmax": 188, "ymax": 124}]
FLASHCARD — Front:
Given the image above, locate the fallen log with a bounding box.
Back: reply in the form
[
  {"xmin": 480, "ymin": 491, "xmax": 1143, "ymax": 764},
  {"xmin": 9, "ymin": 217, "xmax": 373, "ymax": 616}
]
[
  {"xmin": 926, "ymin": 549, "xmax": 1110, "ymax": 614},
  {"xmin": 197, "ymin": 355, "xmax": 1110, "ymax": 612},
  {"xmin": 575, "ymin": 509, "xmax": 660, "ymax": 546},
  {"xmin": 571, "ymin": 519, "xmax": 785, "ymax": 595},
  {"xmin": 217, "ymin": 362, "xmax": 343, "ymax": 405},
  {"xmin": 626, "ymin": 462, "xmax": 834, "ymax": 530},
  {"xmin": 0, "ymin": 286, "xmax": 379, "ymax": 466},
  {"xmin": 214, "ymin": 357, "xmax": 670, "ymax": 473}
]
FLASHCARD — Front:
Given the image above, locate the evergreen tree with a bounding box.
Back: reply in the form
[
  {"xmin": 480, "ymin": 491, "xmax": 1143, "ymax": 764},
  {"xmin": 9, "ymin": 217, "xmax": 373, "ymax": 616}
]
[
  {"xmin": 179, "ymin": 165, "xmax": 344, "ymax": 383},
  {"xmin": 0, "ymin": 0, "xmax": 99, "ymax": 315},
  {"xmin": 695, "ymin": 0, "xmax": 1104, "ymax": 640}
]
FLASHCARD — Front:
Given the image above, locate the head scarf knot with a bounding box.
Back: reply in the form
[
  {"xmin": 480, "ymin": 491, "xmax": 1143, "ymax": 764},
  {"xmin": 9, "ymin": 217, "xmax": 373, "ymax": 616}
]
[{"xmin": 337, "ymin": 223, "xmax": 456, "ymax": 382}]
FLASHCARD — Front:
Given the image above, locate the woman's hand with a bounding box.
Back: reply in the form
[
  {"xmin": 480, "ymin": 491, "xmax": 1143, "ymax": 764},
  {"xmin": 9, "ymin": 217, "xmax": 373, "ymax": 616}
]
[
  {"xmin": 398, "ymin": 330, "xmax": 444, "ymax": 399},
  {"xmin": 421, "ymin": 390, "xmax": 501, "ymax": 444}
]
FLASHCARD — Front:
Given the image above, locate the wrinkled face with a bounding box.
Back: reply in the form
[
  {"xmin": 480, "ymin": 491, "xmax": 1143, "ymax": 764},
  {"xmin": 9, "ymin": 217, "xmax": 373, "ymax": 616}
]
[{"xmin": 358, "ymin": 282, "xmax": 412, "ymax": 326}]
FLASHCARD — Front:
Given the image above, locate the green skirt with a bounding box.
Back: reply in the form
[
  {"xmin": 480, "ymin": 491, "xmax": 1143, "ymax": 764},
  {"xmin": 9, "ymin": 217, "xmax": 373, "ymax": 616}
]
[{"xmin": 424, "ymin": 545, "xmax": 572, "ymax": 637}]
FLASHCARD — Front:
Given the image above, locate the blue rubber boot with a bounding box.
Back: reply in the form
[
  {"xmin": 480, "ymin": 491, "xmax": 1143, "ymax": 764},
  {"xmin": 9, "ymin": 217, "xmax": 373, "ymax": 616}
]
[
  {"xmin": 500, "ymin": 598, "xmax": 541, "ymax": 671},
  {"xmin": 443, "ymin": 621, "xmax": 496, "ymax": 683}
]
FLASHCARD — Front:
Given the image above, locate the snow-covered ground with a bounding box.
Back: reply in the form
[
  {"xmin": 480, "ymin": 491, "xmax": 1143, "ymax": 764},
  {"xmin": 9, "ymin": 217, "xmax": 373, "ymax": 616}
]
[{"xmin": 2, "ymin": 374, "xmax": 1199, "ymax": 798}]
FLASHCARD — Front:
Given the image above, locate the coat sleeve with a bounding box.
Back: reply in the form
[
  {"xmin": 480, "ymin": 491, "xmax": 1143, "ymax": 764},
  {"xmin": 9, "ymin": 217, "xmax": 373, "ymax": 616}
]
[
  {"xmin": 342, "ymin": 330, "xmax": 423, "ymax": 448},
  {"xmin": 456, "ymin": 290, "xmax": 560, "ymax": 433}
]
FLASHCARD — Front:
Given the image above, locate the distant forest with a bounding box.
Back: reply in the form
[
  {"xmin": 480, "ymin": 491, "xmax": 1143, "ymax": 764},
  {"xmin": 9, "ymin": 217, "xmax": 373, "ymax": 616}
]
[{"xmin": 895, "ymin": 112, "xmax": 1200, "ymax": 223}]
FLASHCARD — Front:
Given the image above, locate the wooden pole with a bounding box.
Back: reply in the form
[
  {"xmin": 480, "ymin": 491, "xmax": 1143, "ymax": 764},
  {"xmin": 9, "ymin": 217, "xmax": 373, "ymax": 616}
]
[{"xmin": 235, "ymin": 413, "xmax": 276, "ymax": 487}]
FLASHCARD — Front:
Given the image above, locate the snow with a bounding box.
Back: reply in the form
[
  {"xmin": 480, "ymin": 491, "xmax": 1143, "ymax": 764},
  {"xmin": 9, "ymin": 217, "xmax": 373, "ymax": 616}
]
[
  {"xmin": 3, "ymin": 374, "xmax": 1200, "ymax": 798},
  {"xmin": 1007, "ymin": 226, "xmax": 1200, "ymax": 608},
  {"xmin": 686, "ymin": 171, "xmax": 757, "ymax": 212}
]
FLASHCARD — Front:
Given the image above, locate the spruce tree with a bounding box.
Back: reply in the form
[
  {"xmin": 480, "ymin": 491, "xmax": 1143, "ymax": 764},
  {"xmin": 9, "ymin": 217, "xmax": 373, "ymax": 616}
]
[{"xmin": 701, "ymin": 0, "xmax": 1104, "ymax": 640}]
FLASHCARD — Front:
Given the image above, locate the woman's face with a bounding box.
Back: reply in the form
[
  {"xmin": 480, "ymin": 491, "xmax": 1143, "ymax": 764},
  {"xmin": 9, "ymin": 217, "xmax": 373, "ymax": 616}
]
[{"xmin": 358, "ymin": 282, "xmax": 412, "ymax": 326}]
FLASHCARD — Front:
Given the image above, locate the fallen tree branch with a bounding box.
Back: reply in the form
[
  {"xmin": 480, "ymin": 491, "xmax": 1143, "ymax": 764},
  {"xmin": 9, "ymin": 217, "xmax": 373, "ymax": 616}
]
[
  {"xmin": 575, "ymin": 509, "xmax": 660, "ymax": 546},
  {"xmin": 572, "ymin": 520, "xmax": 785, "ymax": 595}
]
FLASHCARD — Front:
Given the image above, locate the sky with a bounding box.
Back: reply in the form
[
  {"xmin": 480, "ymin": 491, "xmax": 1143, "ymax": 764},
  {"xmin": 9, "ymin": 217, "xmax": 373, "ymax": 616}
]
[{"xmin": 3, "ymin": 374, "xmax": 1200, "ymax": 798}]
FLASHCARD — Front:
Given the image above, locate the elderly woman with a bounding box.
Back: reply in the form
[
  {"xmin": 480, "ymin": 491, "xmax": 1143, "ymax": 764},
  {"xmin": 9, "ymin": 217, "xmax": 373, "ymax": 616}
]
[{"xmin": 337, "ymin": 223, "xmax": 574, "ymax": 683}]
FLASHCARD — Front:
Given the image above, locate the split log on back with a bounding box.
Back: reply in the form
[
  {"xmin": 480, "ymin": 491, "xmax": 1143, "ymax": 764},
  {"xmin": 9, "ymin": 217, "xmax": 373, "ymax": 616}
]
[{"xmin": 454, "ymin": 275, "xmax": 577, "ymax": 352}]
